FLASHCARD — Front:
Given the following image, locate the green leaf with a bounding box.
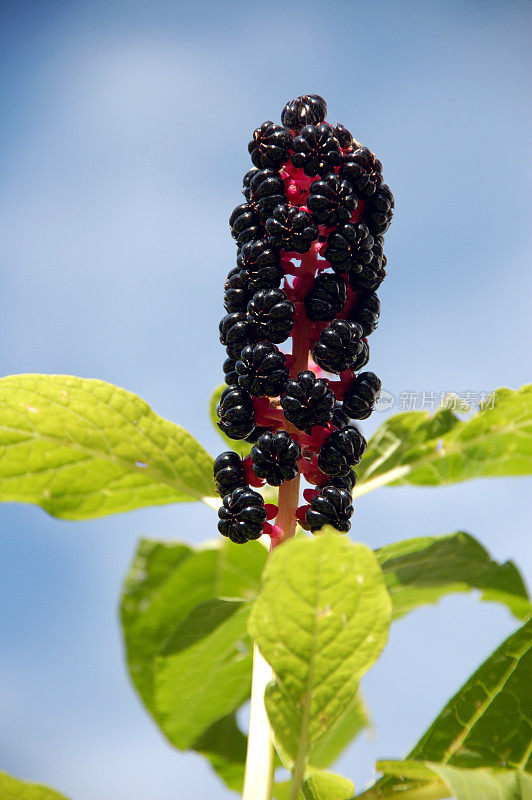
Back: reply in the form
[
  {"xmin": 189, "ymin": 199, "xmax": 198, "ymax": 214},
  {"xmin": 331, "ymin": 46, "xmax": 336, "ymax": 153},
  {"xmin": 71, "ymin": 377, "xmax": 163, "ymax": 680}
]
[
  {"xmin": 249, "ymin": 529, "xmax": 391, "ymax": 780},
  {"xmin": 0, "ymin": 374, "xmax": 217, "ymax": 518},
  {"xmin": 210, "ymin": 384, "xmax": 253, "ymax": 457},
  {"xmin": 120, "ymin": 537, "xmax": 267, "ymax": 790},
  {"xmin": 192, "ymin": 713, "xmax": 248, "ymax": 792},
  {"xmin": 377, "ymin": 532, "xmax": 531, "ymax": 621},
  {"xmin": 368, "ymin": 761, "xmax": 532, "ymax": 800},
  {"xmin": 275, "ymin": 772, "xmax": 355, "ymax": 800},
  {"xmin": 153, "ymin": 598, "xmax": 253, "ymax": 748},
  {"xmin": 0, "ymin": 771, "xmax": 70, "ymax": 800},
  {"xmin": 359, "ymin": 619, "xmax": 532, "ymax": 799},
  {"xmin": 356, "ymin": 385, "xmax": 532, "ymax": 496},
  {"xmin": 309, "ymin": 693, "xmax": 370, "ymax": 769},
  {"xmin": 121, "ymin": 537, "xmax": 266, "ymax": 711},
  {"xmin": 305, "ymin": 773, "xmax": 356, "ymax": 800}
]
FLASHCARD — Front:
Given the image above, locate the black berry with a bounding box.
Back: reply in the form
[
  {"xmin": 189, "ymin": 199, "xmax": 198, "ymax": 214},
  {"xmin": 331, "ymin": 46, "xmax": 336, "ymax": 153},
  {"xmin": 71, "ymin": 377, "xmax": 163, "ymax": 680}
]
[
  {"xmin": 247, "ymin": 288, "xmax": 295, "ymax": 344},
  {"xmin": 318, "ymin": 426, "xmax": 367, "ymax": 475},
  {"xmin": 307, "ymin": 173, "xmax": 358, "ymax": 226},
  {"xmin": 237, "ymin": 240, "xmax": 281, "ymax": 273},
  {"xmin": 251, "ymin": 430, "xmax": 301, "ymax": 486},
  {"xmin": 246, "ymin": 168, "xmax": 286, "ymax": 220},
  {"xmin": 324, "ymin": 223, "xmax": 374, "ymax": 275},
  {"xmin": 291, "ymin": 123, "xmax": 342, "ymax": 177},
  {"xmin": 334, "ymin": 123, "xmax": 354, "ymax": 149},
  {"xmin": 365, "ymin": 184, "xmax": 394, "ymax": 235},
  {"xmin": 304, "ymin": 273, "xmax": 347, "ymax": 322},
  {"xmin": 248, "ymin": 121, "xmax": 292, "ymax": 169},
  {"xmin": 218, "ymin": 487, "xmax": 267, "ymax": 543},
  {"xmin": 349, "ymin": 237, "xmax": 386, "ymax": 292},
  {"xmin": 331, "ymin": 403, "xmax": 350, "ymax": 429},
  {"xmin": 280, "ymin": 370, "xmax": 335, "ymax": 432},
  {"xmin": 352, "ymin": 338, "xmax": 370, "ymax": 370},
  {"xmin": 265, "ymin": 204, "xmax": 318, "ymax": 253},
  {"xmin": 223, "ymin": 356, "xmax": 238, "ymax": 385},
  {"xmin": 340, "ymin": 147, "xmax": 383, "ymax": 197},
  {"xmin": 343, "ymin": 372, "xmax": 382, "ymax": 420},
  {"xmin": 235, "ymin": 341, "xmax": 289, "ymax": 397},
  {"xmin": 213, "ymin": 451, "xmax": 246, "ymax": 496},
  {"xmin": 306, "ymin": 486, "xmax": 354, "ymax": 532},
  {"xmin": 281, "ymin": 94, "xmax": 327, "ymax": 131},
  {"xmin": 229, "ymin": 203, "xmax": 264, "ymax": 247},
  {"xmin": 312, "ymin": 319, "xmax": 364, "ymax": 373},
  {"xmin": 219, "ymin": 312, "xmax": 257, "ymax": 349},
  {"xmin": 349, "ymin": 292, "xmax": 380, "ymax": 336},
  {"xmin": 217, "ymin": 385, "xmax": 256, "ymax": 440},
  {"xmin": 319, "ymin": 469, "xmax": 357, "ymax": 493},
  {"xmin": 224, "ymin": 264, "xmax": 283, "ymax": 313}
]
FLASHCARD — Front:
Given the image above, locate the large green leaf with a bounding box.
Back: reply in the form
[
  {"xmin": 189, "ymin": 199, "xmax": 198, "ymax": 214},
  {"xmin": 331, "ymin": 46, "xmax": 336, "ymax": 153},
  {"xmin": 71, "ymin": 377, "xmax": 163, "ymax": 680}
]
[
  {"xmin": 249, "ymin": 529, "xmax": 391, "ymax": 789},
  {"xmin": 121, "ymin": 537, "xmax": 266, "ymax": 710},
  {"xmin": 120, "ymin": 536, "xmax": 267, "ymax": 789},
  {"xmin": 0, "ymin": 374, "xmax": 217, "ymax": 518},
  {"xmin": 0, "ymin": 771, "xmax": 70, "ymax": 800},
  {"xmin": 377, "ymin": 532, "xmax": 531, "ymax": 621},
  {"xmin": 355, "ymin": 385, "xmax": 532, "ymax": 496},
  {"xmin": 153, "ymin": 598, "xmax": 253, "ymax": 748},
  {"xmin": 359, "ymin": 619, "xmax": 532, "ymax": 800}
]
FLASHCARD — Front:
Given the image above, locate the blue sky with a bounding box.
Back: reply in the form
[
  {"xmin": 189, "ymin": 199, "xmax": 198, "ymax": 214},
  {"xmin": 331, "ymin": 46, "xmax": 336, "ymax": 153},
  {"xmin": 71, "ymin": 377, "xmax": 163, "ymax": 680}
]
[{"xmin": 0, "ymin": 1, "xmax": 531, "ymax": 798}]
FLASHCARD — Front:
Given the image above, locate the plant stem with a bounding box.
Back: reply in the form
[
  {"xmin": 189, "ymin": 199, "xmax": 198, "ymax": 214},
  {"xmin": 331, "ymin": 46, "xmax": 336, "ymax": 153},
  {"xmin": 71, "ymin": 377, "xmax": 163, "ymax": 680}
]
[
  {"xmin": 242, "ymin": 246, "xmax": 320, "ymax": 799},
  {"xmin": 242, "ymin": 644, "xmax": 275, "ymax": 800}
]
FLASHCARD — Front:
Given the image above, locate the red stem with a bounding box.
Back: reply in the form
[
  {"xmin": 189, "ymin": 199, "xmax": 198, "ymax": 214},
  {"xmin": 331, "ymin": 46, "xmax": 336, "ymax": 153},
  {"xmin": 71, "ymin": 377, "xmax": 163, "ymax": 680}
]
[{"xmin": 270, "ymin": 245, "xmax": 319, "ymax": 550}]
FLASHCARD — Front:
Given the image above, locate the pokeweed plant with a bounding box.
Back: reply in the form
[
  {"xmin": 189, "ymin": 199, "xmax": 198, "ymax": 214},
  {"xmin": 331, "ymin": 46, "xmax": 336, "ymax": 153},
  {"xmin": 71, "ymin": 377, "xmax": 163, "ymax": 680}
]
[{"xmin": 0, "ymin": 94, "xmax": 531, "ymax": 800}]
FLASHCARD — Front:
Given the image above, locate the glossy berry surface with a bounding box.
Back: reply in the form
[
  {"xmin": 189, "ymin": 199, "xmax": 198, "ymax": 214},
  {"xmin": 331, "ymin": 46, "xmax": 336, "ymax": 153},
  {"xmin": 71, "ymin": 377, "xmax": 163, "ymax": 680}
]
[
  {"xmin": 237, "ymin": 240, "xmax": 280, "ymax": 273},
  {"xmin": 217, "ymin": 385, "xmax": 256, "ymax": 440},
  {"xmin": 318, "ymin": 425, "xmax": 367, "ymax": 475},
  {"xmin": 331, "ymin": 403, "xmax": 350, "ymax": 429},
  {"xmin": 325, "ymin": 222, "xmax": 374, "ymax": 275},
  {"xmin": 247, "ymin": 288, "xmax": 295, "ymax": 344},
  {"xmin": 366, "ymin": 184, "xmax": 394, "ymax": 235},
  {"xmin": 218, "ymin": 487, "xmax": 267, "ymax": 543},
  {"xmin": 304, "ymin": 273, "xmax": 347, "ymax": 322},
  {"xmin": 340, "ymin": 147, "xmax": 383, "ymax": 197},
  {"xmin": 265, "ymin": 204, "xmax": 318, "ymax": 253},
  {"xmin": 246, "ymin": 168, "xmax": 286, "ymax": 220},
  {"xmin": 333, "ymin": 123, "xmax": 354, "ymax": 149},
  {"xmin": 307, "ymin": 173, "xmax": 358, "ymax": 226},
  {"xmin": 251, "ymin": 431, "xmax": 301, "ymax": 486},
  {"xmin": 280, "ymin": 371, "xmax": 335, "ymax": 432},
  {"xmin": 229, "ymin": 203, "xmax": 264, "ymax": 246},
  {"xmin": 306, "ymin": 486, "xmax": 354, "ymax": 532},
  {"xmin": 248, "ymin": 120, "xmax": 292, "ymax": 169},
  {"xmin": 343, "ymin": 371, "xmax": 382, "ymax": 420},
  {"xmin": 235, "ymin": 341, "xmax": 289, "ymax": 397},
  {"xmin": 223, "ymin": 356, "xmax": 238, "ymax": 385},
  {"xmin": 349, "ymin": 291, "xmax": 380, "ymax": 336},
  {"xmin": 312, "ymin": 319, "xmax": 364, "ymax": 373},
  {"xmin": 213, "ymin": 451, "xmax": 246, "ymax": 497},
  {"xmin": 281, "ymin": 94, "xmax": 327, "ymax": 130},
  {"xmin": 219, "ymin": 311, "xmax": 257, "ymax": 349},
  {"xmin": 291, "ymin": 123, "xmax": 342, "ymax": 177},
  {"xmin": 319, "ymin": 469, "xmax": 357, "ymax": 492}
]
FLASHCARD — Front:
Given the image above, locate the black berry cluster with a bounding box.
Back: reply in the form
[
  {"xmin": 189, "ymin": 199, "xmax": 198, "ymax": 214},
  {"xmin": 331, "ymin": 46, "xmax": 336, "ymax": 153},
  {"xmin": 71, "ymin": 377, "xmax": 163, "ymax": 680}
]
[{"xmin": 215, "ymin": 94, "xmax": 393, "ymax": 543}]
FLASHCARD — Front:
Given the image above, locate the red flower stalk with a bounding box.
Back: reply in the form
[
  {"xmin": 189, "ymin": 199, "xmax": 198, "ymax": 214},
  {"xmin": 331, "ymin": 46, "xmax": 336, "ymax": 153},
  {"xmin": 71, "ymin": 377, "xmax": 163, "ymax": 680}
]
[{"xmin": 214, "ymin": 94, "xmax": 393, "ymax": 547}]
